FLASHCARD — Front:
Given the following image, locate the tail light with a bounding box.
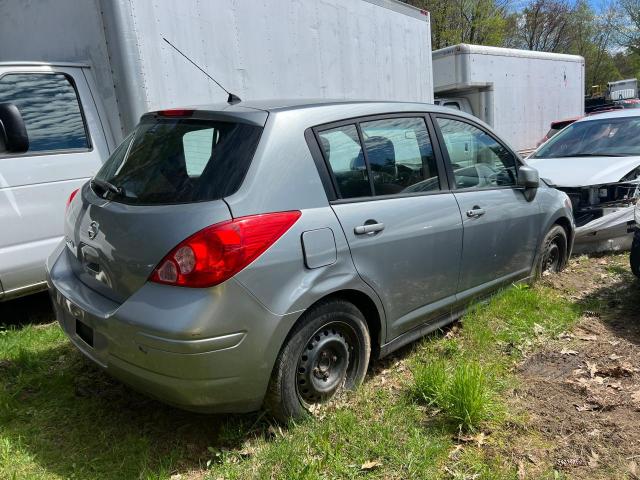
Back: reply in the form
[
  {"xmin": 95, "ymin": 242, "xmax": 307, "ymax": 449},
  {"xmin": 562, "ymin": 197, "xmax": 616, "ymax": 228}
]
[
  {"xmin": 157, "ymin": 109, "xmax": 194, "ymax": 117},
  {"xmin": 66, "ymin": 189, "xmax": 79, "ymax": 211},
  {"xmin": 150, "ymin": 211, "xmax": 301, "ymax": 287}
]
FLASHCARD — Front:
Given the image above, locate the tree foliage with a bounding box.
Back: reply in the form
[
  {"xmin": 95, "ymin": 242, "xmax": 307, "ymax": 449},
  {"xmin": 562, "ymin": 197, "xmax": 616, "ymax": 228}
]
[
  {"xmin": 619, "ymin": 0, "xmax": 640, "ymax": 54},
  {"xmin": 511, "ymin": 0, "xmax": 573, "ymax": 52},
  {"xmin": 408, "ymin": 0, "xmax": 510, "ymax": 49}
]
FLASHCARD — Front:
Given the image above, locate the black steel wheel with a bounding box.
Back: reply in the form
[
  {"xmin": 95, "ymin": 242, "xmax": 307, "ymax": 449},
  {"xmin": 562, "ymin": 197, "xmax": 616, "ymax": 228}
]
[
  {"xmin": 538, "ymin": 225, "xmax": 568, "ymax": 275},
  {"xmin": 265, "ymin": 300, "xmax": 371, "ymax": 422},
  {"xmin": 296, "ymin": 322, "xmax": 357, "ymax": 405}
]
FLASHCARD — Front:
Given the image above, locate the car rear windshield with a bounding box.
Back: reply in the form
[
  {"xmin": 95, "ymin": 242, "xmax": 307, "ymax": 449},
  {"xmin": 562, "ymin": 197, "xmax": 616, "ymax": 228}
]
[
  {"xmin": 532, "ymin": 116, "xmax": 640, "ymax": 158},
  {"xmin": 93, "ymin": 118, "xmax": 262, "ymax": 204}
]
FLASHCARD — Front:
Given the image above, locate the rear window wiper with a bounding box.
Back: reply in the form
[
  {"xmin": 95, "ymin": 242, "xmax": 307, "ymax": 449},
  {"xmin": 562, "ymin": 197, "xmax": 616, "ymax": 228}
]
[{"xmin": 90, "ymin": 178, "xmax": 123, "ymax": 198}]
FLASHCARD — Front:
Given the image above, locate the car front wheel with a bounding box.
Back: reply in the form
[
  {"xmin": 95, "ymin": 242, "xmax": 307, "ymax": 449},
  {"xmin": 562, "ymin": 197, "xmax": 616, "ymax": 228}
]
[
  {"xmin": 537, "ymin": 224, "xmax": 568, "ymax": 275},
  {"xmin": 265, "ymin": 299, "xmax": 371, "ymax": 422}
]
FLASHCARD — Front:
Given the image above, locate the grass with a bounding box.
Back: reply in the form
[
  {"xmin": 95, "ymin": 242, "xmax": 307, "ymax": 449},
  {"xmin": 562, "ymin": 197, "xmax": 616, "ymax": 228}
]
[
  {"xmin": 412, "ymin": 359, "xmax": 490, "ymax": 431},
  {"xmin": 410, "ymin": 284, "xmax": 579, "ymax": 432},
  {"xmin": 0, "ymin": 282, "xmax": 582, "ymax": 479}
]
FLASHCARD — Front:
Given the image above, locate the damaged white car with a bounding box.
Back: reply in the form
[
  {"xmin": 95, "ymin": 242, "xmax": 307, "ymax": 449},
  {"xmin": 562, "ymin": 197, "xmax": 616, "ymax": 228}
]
[{"xmin": 528, "ymin": 110, "xmax": 640, "ymax": 253}]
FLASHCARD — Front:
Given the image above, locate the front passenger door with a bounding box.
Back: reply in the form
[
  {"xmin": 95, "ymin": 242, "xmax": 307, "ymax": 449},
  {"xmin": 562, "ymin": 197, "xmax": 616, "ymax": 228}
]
[{"xmin": 434, "ymin": 116, "xmax": 543, "ymax": 300}]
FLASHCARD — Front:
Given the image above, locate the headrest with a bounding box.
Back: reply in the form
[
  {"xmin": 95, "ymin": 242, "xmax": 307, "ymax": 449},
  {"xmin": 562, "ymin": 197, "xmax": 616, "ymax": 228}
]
[{"xmin": 364, "ymin": 136, "xmax": 396, "ymax": 173}]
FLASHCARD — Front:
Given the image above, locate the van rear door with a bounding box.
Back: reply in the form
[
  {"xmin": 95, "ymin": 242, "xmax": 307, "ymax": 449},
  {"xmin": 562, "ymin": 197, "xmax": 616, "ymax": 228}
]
[{"xmin": 0, "ymin": 64, "xmax": 109, "ymax": 299}]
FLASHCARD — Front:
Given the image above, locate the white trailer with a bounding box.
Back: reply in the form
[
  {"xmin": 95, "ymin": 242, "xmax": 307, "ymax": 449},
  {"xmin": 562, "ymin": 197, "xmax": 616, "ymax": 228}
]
[
  {"xmin": 0, "ymin": 0, "xmax": 432, "ymax": 300},
  {"xmin": 607, "ymin": 78, "xmax": 638, "ymax": 101},
  {"xmin": 432, "ymin": 44, "xmax": 584, "ymax": 153}
]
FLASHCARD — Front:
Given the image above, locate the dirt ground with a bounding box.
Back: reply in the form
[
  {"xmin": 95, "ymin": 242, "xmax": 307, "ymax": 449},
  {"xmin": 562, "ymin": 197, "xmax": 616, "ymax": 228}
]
[{"xmin": 514, "ymin": 255, "xmax": 640, "ymax": 479}]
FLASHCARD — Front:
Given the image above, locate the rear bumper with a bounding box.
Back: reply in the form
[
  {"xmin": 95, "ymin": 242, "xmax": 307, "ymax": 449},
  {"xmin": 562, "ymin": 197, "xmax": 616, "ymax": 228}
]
[{"xmin": 47, "ymin": 242, "xmax": 300, "ymax": 413}]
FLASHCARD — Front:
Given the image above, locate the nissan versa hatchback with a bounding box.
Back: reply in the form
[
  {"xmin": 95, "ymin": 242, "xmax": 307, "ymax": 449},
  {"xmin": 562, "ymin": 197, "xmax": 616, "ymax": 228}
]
[{"xmin": 47, "ymin": 100, "xmax": 575, "ymax": 421}]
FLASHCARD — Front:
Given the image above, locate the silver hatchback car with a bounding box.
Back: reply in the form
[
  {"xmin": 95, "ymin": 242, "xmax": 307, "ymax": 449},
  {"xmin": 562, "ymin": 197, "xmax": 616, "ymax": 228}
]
[{"xmin": 47, "ymin": 100, "xmax": 574, "ymax": 420}]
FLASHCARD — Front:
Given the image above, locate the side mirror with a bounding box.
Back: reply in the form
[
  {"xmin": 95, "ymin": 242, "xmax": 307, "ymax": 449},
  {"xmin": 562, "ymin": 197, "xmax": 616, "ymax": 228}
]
[
  {"xmin": 518, "ymin": 165, "xmax": 539, "ymax": 189},
  {"xmin": 0, "ymin": 103, "xmax": 28, "ymax": 154}
]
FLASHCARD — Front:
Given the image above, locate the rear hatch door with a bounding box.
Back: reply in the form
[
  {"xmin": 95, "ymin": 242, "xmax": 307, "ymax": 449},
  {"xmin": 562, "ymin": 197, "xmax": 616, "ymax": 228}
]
[{"xmin": 64, "ymin": 111, "xmax": 265, "ymax": 303}]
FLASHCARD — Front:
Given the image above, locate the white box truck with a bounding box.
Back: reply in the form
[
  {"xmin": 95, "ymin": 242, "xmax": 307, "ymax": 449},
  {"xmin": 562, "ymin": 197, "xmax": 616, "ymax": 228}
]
[
  {"xmin": 0, "ymin": 0, "xmax": 432, "ymax": 300},
  {"xmin": 432, "ymin": 44, "xmax": 584, "ymax": 154}
]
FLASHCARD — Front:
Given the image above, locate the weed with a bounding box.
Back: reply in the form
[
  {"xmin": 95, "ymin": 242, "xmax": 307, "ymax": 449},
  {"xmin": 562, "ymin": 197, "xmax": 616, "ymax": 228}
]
[
  {"xmin": 411, "ymin": 358, "xmax": 448, "ymax": 406},
  {"xmin": 412, "ymin": 359, "xmax": 490, "ymax": 431},
  {"xmin": 447, "ymin": 362, "xmax": 490, "ymax": 430}
]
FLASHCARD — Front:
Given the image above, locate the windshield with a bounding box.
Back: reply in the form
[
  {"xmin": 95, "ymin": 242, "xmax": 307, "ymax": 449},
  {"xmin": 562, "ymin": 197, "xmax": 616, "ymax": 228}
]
[
  {"xmin": 93, "ymin": 118, "xmax": 262, "ymax": 204},
  {"xmin": 532, "ymin": 116, "xmax": 640, "ymax": 158}
]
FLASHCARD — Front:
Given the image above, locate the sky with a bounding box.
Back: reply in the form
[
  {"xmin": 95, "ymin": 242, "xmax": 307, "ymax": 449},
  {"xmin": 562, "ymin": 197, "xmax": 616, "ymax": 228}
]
[{"xmin": 510, "ymin": 0, "xmax": 607, "ymax": 12}]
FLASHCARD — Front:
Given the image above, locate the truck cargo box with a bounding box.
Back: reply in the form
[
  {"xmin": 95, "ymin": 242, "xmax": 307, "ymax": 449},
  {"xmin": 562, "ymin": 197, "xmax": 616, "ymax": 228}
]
[
  {"xmin": 0, "ymin": 0, "xmax": 433, "ymax": 139},
  {"xmin": 432, "ymin": 44, "xmax": 584, "ymax": 153}
]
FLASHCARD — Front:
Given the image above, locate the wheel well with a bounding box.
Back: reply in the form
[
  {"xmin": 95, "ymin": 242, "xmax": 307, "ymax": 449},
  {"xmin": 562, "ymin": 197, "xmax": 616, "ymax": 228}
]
[{"xmin": 305, "ymin": 290, "xmax": 383, "ymax": 358}]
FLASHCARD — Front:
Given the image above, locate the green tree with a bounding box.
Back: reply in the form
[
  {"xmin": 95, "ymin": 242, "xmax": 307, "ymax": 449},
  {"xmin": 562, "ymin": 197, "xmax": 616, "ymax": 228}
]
[
  {"xmin": 619, "ymin": 0, "xmax": 640, "ymax": 54},
  {"xmin": 406, "ymin": 0, "xmax": 510, "ymax": 49}
]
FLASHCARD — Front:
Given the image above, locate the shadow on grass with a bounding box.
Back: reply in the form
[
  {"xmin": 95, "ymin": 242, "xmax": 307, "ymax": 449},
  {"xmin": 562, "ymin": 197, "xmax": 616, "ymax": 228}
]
[
  {"xmin": 0, "ymin": 291, "xmax": 54, "ymax": 328},
  {"xmin": 576, "ymin": 270, "xmax": 640, "ymax": 347},
  {"xmin": 1, "ymin": 341, "xmax": 278, "ymax": 479},
  {"xmin": 1, "ymin": 319, "xmax": 456, "ymax": 479}
]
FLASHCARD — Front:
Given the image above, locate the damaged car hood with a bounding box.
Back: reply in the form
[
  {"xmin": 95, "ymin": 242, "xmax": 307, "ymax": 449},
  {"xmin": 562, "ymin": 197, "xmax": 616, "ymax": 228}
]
[{"xmin": 526, "ymin": 156, "xmax": 640, "ymax": 187}]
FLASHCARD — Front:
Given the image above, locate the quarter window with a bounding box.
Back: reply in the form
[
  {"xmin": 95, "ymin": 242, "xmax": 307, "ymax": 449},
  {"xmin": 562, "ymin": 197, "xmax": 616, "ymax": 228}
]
[
  {"xmin": 437, "ymin": 117, "xmax": 517, "ymax": 189},
  {"xmin": 360, "ymin": 117, "xmax": 440, "ymax": 195},
  {"xmin": 0, "ymin": 73, "xmax": 89, "ymax": 153}
]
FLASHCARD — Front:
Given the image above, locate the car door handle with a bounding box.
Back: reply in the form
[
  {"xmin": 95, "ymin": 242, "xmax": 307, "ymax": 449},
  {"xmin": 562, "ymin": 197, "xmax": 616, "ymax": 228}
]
[
  {"xmin": 466, "ymin": 207, "xmax": 485, "ymax": 218},
  {"xmin": 354, "ymin": 222, "xmax": 385, "ymax": 235}
]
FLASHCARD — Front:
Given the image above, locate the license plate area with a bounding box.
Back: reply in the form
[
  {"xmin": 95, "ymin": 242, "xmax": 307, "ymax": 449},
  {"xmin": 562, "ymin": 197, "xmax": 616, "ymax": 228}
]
[{"xmin": 75, "ymin": 319, "xmax": 94, "ymax": 347}]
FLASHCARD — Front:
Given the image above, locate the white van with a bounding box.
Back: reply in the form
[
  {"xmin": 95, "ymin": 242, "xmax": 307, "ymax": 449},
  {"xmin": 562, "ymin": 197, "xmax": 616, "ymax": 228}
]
[
  {"xmin": 0, "ymin": 0, "xmax": 432, "ymax": 301},
  {"xmin": 0, "ymin": 63, "xmax": 112, "ymax": 300}
]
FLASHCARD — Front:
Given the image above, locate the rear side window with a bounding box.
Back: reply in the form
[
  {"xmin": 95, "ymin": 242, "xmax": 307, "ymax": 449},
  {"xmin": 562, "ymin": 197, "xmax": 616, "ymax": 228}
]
[
  {"xmin": 94, "ymin": 119, "xmax": 262, "ymax": 204},
  {"xmin": 360, "ymin": 117, "xmax": 440, "ymax": 195},
  {"xmin": 318, "ymin": 117, "xmax": 440, "ymax": 199},
  {"xmin": 0, "ymin": 73, "xmax": 89, "ymax": 153}
]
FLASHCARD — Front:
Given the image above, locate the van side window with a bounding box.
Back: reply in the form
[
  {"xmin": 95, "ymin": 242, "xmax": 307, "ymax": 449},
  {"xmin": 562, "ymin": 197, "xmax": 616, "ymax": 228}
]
[
  {"xmin": 0, "ymin": 73, "xmax": 89, "ymax": 153},
  {"xmin": 318, "ymin": 125, "xmax": 371, "ymax": 199},
  {"xmin": 443, "ymin": 102, "xmax": 461, "ymax": 110},
  {"xmin": 360, "ymin": 117, "xmax": 440, "ymax": 195},
  {"xmin": 437, "ymin": 117, "xmax": 517, "ymax": 190}
]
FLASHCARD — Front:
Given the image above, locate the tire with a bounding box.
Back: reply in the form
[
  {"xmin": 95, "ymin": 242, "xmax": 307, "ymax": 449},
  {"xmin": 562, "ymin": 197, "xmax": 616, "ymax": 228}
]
[
  {"xmin": 537, "ymin": 225, "xmax": 568, "ymax": 276},
  {"xmin": 630, "ymin": 231, "xmax": 640, "ymax": 278},
  {"xmin": 264, "ymin": 299, "xmax": 371, "ymax": 422}
]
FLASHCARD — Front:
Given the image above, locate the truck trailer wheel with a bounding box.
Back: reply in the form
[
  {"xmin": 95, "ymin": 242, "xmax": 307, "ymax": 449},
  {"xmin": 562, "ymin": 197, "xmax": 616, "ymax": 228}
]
[{"xmin": 264, "ymin": 299, "xmax": 370, "ymax": 423}]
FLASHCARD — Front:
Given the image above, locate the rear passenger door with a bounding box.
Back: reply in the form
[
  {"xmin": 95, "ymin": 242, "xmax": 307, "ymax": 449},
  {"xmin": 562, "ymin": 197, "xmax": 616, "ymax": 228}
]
[
  {"xmin": 0, "ymin": 67, "xmax": 109, "ymax": 297},
  {"xmin": 316, "ymin": 115, "xmax": 463, "ymax": 341},
  {"xmin": 433, "ymin": 114, "xmax": 543, "ymax": 300}
]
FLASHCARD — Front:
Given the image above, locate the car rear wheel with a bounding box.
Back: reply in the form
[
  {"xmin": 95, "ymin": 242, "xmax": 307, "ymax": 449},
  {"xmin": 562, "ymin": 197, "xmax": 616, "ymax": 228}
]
[
  {"xmin": 265, "ymin": 299, "xmax": 370, "ymax": 422},
  {"xmin": 537, "ymin": 225, "xmax": 568, "ymax": 275}
]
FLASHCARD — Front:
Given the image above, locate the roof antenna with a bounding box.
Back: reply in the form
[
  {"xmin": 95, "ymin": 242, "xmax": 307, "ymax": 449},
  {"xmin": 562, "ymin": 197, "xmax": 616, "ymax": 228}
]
[{"xmin": 162, "ymin": 37, "xmax": 241, "ymax": 105}]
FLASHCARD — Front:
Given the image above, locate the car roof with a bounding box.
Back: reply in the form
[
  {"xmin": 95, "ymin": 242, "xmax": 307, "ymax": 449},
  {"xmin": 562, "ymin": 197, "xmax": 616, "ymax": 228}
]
[
  {"xmin": 576, "ymin": 108, "xmax": 640, "ymax": 123},
  {"xmin": 185, "ymin": 98, "xmax": 455, "ymax": 115}
]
